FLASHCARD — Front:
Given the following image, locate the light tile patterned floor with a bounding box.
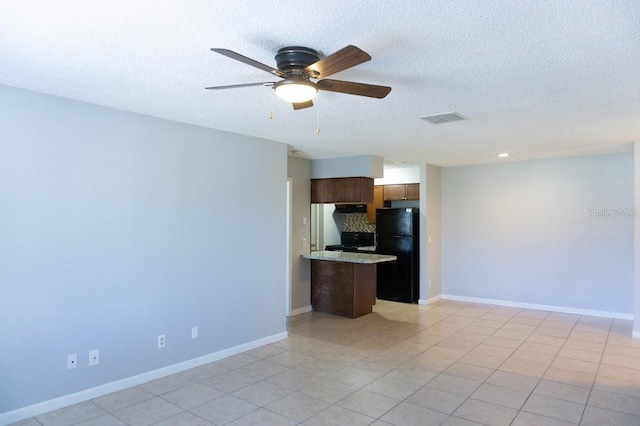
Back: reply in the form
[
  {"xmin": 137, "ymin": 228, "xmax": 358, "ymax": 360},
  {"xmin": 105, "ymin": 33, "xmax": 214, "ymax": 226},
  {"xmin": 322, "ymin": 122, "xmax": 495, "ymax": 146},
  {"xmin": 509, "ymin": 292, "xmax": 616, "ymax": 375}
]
[{"xmin": 12, "ymin": 299, "xmax": 640, "ymax": 425}]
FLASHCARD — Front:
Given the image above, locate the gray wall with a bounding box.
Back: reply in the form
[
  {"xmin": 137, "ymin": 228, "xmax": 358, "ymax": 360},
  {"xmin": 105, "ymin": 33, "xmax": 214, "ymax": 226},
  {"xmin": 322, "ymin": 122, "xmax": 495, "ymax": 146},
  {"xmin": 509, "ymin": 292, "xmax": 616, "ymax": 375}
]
[
  {"xmin": 635, "ymin": 143, "xmax": 640, "ymax": 335},
  {"xmin": 442, "ymin": 153, "xmax": 634, "ymax": 314},
  {"xmin": 287, "ymin": 157, "xmax": 311, "ymax": 313},
  {"xmin": 0, "ymin": 85, "xmax": 288, "ymax": 414}
]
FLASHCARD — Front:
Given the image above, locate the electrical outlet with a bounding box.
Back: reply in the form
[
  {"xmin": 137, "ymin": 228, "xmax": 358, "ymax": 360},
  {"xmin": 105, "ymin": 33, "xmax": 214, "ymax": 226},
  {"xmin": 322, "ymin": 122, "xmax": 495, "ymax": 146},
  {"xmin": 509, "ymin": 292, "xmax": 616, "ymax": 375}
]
[
  {"xmin": 191, "ymin": 326, "xmax": 199, "ymax": 340},
  {"xmin": 67, "ymin": 354, "xmax": 78, "ymax": 370},
  {"xmin": 158, "ymin": 335, "xmax": 166, "ymax": 348},
  {"xmin": 428, "ymin": 280, "xmax": 432, "ymax": 289},
  {"xmin": 89, "ymin": 349, "xmax": 99, "ymax": 366},
  {"xmin": 302, "ymin": 238, "xmax": 307, "ymax": 247}
]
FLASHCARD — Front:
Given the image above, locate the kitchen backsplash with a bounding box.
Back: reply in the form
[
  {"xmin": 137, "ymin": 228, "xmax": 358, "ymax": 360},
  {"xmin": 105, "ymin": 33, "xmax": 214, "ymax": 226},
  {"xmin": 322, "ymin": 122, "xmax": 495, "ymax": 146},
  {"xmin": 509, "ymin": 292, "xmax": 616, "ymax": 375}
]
[{"xmin": 343, "ymin": 213, "xmax": 376, "ymax": 233}]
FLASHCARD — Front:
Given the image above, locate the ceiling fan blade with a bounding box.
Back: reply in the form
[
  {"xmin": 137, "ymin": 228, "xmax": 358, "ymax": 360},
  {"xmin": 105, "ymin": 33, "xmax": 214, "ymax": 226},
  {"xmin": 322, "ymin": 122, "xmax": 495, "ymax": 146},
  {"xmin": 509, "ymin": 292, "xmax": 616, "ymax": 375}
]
[
  {"xmin": 210, "ymin": 48, "xmax": 285, "ymax": 78},
  {"xmin": 205, "ymin": 82, "xmax": 275, "ymax": 90},
  {"xmin": 304, "ymin": 45, "xmax": 371, "ymax": 79},
  {"xmin": 317, "ymin": 79, "xmax": 391, "ymax": 98},
  {"xmin": 292, "ymin": 100, "xmax": 314, "ymax": 110}
]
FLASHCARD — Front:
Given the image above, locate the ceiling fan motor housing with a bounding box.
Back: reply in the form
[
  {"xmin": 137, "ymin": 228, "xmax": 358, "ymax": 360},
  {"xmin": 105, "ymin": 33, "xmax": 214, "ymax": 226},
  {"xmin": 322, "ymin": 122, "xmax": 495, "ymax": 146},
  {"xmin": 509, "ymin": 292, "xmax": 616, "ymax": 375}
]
[{"xmin": 275, "ymin": 46, "xmax": 319, "ymax": 72}]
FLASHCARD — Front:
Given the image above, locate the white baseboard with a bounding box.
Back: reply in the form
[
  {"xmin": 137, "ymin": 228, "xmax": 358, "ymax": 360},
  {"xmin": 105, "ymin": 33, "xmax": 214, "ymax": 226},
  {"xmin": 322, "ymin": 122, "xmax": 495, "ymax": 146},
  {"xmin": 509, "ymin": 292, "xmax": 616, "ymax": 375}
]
[
  {"xmin": 0, "ymin": 331, "xmax": 288, "ymax": 426},
  {"xmin": 288, "ymin": 305, "xmax": 312, "ymax": 316},
  {"xmin": 440, "ymin": 294, "xmax": 633, "ymax": 320},
  {"xmin": 419, "ymin": 294, "xmax": 443, "ymax": 305}
]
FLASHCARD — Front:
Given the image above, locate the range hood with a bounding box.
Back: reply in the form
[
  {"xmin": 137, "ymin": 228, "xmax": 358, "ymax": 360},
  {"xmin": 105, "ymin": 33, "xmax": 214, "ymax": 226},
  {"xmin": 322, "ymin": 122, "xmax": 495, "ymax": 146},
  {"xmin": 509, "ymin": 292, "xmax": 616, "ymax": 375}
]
[{"xmin": 334, "ymin": 204, "xmax": 367, "ymax": 213}]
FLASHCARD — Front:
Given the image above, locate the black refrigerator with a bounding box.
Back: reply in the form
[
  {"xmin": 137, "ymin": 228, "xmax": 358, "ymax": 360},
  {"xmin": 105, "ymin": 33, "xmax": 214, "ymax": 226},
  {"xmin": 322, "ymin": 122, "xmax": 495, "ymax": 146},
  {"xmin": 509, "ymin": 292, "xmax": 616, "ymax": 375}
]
[{"xmin": 376, "ymin": 207, "xmax": 419, "ymax": 303}]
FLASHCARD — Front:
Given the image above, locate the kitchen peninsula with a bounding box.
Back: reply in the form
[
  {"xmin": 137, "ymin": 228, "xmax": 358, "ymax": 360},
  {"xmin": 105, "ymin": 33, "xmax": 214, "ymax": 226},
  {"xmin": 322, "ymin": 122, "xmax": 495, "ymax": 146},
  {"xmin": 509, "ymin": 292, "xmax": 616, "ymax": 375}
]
[{"xmin": 303, "ymin": 251, "xmax": 396, "ymax": 318}]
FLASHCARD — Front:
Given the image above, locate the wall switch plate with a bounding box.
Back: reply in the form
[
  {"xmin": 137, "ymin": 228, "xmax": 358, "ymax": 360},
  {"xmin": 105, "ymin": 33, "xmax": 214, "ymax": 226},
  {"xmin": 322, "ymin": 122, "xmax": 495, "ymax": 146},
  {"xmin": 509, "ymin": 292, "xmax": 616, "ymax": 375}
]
[
  {"xmin": 89, "ymin": 349, "xmax": 99, "ymax": 366},
  {"xmin": 158, "ymin": 335, "xmax": 165, "ymax": 348},
  {"xmin": 67, "ymin": 354, "xmax": 78, "ymax": 370},
  {"xmin": 191, "ymin": 326, "xmax": 199, "ymax": 340}
]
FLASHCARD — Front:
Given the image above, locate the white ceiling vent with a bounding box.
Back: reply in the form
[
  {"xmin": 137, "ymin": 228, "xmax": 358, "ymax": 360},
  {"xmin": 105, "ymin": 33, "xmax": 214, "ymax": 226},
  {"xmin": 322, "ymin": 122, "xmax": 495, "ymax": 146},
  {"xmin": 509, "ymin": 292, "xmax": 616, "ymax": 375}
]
[{"xmin": 419, "ymin": 112, "xmax": 467, "ymax": 124}]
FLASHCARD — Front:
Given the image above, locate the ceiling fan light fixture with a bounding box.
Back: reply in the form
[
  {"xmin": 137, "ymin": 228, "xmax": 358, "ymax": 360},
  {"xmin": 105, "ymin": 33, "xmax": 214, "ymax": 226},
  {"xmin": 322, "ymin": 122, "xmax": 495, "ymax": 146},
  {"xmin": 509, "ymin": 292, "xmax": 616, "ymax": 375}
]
[{"xmin": 274, "ymin": 79, "xmax": 318, "ymax": 103}]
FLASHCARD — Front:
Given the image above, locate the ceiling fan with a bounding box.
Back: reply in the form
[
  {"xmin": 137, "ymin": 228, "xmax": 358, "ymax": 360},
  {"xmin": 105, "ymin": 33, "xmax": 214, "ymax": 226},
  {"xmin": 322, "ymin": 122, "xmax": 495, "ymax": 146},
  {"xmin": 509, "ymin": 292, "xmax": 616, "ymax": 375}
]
[{"xmin": 205, "ymin": 45, "xmax": 392, "ymax": 110}]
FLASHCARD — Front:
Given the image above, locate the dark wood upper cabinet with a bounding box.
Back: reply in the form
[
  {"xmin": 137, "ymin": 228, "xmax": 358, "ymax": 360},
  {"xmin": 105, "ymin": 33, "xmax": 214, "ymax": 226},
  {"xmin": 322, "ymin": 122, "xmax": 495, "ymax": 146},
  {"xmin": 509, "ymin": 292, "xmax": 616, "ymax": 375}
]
[
  {"xmin": 383, "ymin": 183, "xmax": 419, "ymax": 201},
  {"xmin": 311, "ymin": 177, "xmax": 374, "ymax": 203}
]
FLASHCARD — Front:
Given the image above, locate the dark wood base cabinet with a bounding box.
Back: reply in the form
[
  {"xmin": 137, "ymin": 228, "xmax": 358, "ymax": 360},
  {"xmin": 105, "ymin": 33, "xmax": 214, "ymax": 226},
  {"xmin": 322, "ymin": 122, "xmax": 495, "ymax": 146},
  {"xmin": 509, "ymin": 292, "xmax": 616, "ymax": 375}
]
[{"xmin": 310, "ymin": 260, "xmax": 376, "ymax": 318}]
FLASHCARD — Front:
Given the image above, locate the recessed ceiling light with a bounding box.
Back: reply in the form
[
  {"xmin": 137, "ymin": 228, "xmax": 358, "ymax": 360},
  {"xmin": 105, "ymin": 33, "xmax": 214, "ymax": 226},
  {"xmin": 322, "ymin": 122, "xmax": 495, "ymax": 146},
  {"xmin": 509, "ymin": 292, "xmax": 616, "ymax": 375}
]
[{"xmin": 498, "ymin": 153, "xmax": 509, "ymax": 158}]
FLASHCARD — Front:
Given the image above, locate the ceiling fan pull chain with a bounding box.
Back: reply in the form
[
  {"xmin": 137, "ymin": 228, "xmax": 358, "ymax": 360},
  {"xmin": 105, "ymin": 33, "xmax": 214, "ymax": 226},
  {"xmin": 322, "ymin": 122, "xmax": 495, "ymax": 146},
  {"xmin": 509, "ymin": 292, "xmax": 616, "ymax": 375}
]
[
  {"xmin": 316, "ymin": 104, "xmax": 320, "ymax": 134},
  {"xmin": 269, "ymin": 90, "xmax": 274, "ymax": 120}
]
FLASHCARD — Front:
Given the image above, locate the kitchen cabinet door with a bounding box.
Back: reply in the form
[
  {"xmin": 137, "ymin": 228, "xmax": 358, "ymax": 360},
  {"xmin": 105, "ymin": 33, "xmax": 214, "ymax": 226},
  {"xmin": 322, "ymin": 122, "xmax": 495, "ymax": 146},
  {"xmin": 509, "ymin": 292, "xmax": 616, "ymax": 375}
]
[
  {"xmin": 383, "ymin": 183, "xmax": 420, "ymax": 201},
  {"xmin": 405, "ymin": 183, "xmax": 420, "ymax": 200},
  {"xmin": 366, "ymin": 185, "xmax": 384, "ymax": 224},
  {"xmin": 383, "ymin": 184, "xmax": 406, "ymax": 201}
]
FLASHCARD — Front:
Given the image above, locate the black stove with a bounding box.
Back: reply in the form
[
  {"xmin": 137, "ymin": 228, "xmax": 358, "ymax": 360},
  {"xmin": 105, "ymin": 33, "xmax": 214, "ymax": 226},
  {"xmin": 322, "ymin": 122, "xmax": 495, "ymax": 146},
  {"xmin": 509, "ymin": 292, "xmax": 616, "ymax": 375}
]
[{"xmin": 325, "ymin": 232, "xmax": 375, "ymax": 252}]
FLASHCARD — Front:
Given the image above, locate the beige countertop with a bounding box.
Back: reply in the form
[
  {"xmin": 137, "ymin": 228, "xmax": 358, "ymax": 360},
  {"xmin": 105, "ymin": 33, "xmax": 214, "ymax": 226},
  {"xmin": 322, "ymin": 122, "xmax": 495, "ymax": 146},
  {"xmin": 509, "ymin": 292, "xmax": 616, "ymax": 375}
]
[{"xmin": 303, "ymin": 251, "xmax": 396, "ymax": 264}]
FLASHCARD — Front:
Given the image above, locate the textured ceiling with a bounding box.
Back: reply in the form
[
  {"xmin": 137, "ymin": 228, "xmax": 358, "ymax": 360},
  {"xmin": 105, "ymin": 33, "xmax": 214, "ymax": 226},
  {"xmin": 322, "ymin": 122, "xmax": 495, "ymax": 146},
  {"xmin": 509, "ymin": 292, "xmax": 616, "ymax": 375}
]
[{"xmin": 1, "ymin": 1, "xmax": 639, "ymax": 166}]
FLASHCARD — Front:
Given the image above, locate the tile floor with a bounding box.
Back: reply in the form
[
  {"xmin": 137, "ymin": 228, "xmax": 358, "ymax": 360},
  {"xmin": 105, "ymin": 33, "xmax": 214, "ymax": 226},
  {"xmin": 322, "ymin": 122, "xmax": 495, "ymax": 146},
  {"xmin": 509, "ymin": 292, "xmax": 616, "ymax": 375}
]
[{"xmin": 11, "ymin": 299, "xmax": 640, "ymax": 426}]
